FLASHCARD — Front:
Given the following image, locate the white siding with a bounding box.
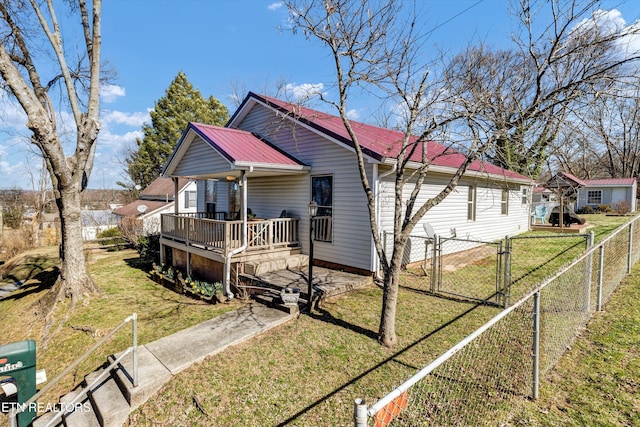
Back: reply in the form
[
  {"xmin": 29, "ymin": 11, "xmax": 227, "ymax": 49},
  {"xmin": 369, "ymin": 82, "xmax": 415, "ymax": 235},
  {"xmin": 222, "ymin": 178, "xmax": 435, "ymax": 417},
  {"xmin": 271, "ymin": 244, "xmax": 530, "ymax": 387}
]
[
  {"xmin": 235, "ymin": 105, "xmax": 376, "ymax": 272},
  {"xmin": 379, "ymin": 172, "xmax": 531, "ymax": 262},
  {"xmin": 175, "ymin": 181, "xmax": 197, "ymax": 213},
  {"xmin": 173, "ymin": 136, "xmax": 232, "ymax": 177}
]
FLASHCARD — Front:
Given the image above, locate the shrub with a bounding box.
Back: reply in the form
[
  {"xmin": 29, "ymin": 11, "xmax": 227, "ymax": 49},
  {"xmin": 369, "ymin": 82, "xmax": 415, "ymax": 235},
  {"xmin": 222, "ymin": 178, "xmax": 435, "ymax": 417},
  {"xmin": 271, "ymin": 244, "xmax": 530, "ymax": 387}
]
[
  {"xmin": 577, "ymin": 206, "xmax": 594, "ymax": 214},
  {"xmin": 136, "ymin": 233, "xmax": 160, "ymax": 263},
  {"xmin": 0, "ymin": 227, "xmax": 34, "ymax": 259},
  {"xmin": 596, "ymin": 204, "xmax": 611, "ymax": 213},
  {"xmin": 97, "ymin": 227, "xmax": 120, "ymax": 238},
  {"xmin": 611, "ymin": 200, "xmax": 631, "ymax": 214}
]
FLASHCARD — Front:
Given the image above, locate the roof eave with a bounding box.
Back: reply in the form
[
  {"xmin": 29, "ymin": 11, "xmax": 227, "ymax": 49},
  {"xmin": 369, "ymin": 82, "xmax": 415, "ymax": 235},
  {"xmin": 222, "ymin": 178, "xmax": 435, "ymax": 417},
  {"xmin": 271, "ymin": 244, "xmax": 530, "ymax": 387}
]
[
  {"xmin": 233, "ymin": 161, "xmax": 311, "ymax": 173},
  {"xmin": 381, "ymin": 158, "xmax": 533, "ymax": 184}
]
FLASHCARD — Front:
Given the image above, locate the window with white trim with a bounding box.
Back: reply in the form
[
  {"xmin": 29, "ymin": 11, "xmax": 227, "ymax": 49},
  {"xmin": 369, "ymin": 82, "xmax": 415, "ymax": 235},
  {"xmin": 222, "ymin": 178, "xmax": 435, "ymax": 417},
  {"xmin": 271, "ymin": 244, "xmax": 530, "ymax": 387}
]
[
  {"xmin": 184, "ymin": 190, "xmax": 196, "ymax": 209},
  {"xmin": 587, "ymin": 190, "xmax": 602, "ymax": 204},
  {"xmin": 467, "ymin": 186, "xmax": 476, "ymax": 221},
  {"xmin": 501, "ymin": 189, "xmax": 509, "ymax": 215}
]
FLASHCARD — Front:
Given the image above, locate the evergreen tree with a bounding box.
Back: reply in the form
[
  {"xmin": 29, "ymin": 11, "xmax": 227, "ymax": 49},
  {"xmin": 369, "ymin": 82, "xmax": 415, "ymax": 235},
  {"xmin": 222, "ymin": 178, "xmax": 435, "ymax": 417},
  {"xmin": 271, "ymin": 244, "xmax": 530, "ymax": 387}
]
[{"xmin": 126, "ymin": 71, "xmax": 229, "ymax": 189}]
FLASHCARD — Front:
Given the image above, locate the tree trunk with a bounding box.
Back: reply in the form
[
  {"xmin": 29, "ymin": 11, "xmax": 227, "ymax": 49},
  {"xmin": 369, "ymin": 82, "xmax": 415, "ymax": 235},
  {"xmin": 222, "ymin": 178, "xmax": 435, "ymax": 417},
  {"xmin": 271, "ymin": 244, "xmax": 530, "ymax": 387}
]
[
  {"xmin": 378, "ymin": 258, "xmax": 403, "ymax": 347},
  {"xmin": 54, "ymin": 183, "xmax": 99, "ymax": 304}
]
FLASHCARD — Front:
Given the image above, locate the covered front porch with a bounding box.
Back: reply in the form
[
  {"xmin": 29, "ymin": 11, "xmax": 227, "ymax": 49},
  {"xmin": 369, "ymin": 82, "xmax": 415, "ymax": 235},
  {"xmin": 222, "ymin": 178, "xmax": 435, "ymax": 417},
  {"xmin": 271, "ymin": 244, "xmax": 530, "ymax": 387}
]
[
  {"xmin": 160, "ymin": 213, "xmax": 301, "ymax": 260},
  {"xmin": 160, "ymin": 122, "xmax": 314, "ymax": 297}
]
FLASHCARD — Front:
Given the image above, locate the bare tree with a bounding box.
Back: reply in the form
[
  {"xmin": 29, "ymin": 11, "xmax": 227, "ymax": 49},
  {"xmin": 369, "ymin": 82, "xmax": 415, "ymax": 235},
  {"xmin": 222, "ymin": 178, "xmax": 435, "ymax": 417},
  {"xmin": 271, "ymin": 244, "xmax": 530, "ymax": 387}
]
[
  {"xmin": 25, "ymin": 156, "xmax": 54, "ymax": 247},
  {"xmin": 284, "ymin": 0, "xmax": 640, "ymax": 347},
  {"xmin": 284, "ymin": 0, "xmax": 498, "ymax": 347},
  {"xmin": 0, "ymin": 0, "xmax": 102, "ymax": 309},
  {"xmin": 444, "ymin": 1, "xmax": 640, "ymax": 178}
]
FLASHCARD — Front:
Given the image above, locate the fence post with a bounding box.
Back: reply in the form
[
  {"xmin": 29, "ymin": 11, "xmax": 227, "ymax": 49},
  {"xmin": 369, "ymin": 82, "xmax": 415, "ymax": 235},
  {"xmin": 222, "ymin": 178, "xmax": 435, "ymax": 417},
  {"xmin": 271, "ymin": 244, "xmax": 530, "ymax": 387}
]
[
  {"xmin": 532, "ymin": 290, "xmax": 541, "ymax": 400},
  {"xmin": 597, "ymin": 244, "xmax": 605, "ymax": 311},
  {"xmin": 354, "ymin": 399, "xmax": 368, "ymax": 427},
  {"xmin": 627, "ymin": 222, "xmax": 633, "ymax": 274},
  {"xmin": 132, "ymin": 312, "xmax": 138, "ymax": 387},
  {"xmin": 496, "ymin": 240, "xmax": 503, "ymax": 306},
  {"xmin": 584, "ymin": 231, "xmax": 594, "ymax": 313},
  {"xmin": 432, "ymin": 234, "xmax": 439, "ymax": 293},
  {"xmin": 502, "ymin": 236, "xmax": 512, "ymax": 308}
]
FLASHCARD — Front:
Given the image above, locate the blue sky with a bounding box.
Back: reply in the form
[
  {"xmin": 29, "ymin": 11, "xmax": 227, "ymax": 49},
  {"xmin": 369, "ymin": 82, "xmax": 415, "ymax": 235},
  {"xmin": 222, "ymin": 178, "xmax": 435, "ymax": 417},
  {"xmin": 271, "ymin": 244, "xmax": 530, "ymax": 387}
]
[{"xmin": 1, "ymin": 0, "xmax": 639, "ymax": 190}]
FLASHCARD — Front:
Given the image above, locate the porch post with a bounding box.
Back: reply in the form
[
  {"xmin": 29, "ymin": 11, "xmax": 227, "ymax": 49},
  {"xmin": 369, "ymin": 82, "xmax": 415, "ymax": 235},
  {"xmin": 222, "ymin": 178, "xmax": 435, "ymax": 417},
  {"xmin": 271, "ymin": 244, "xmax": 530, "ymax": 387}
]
[{"xmin": 172, "ymin": 177, "xmax": 179, "ymax": 215}]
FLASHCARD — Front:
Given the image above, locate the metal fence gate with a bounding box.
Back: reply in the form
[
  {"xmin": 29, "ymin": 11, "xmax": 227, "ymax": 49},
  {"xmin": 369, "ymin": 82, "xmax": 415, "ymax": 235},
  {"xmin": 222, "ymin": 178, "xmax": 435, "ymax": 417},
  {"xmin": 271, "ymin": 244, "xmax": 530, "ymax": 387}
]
[
  {"xmin": 432, "ymin": 236, "xmax": 505, "ymax": 306},
  {"xmin": 388, "ymin": 232, "xmax": 505, "ymax": 307},
  {"xmin": 390, "ymin": 231, "xmax": 591, "ymax": 308}
]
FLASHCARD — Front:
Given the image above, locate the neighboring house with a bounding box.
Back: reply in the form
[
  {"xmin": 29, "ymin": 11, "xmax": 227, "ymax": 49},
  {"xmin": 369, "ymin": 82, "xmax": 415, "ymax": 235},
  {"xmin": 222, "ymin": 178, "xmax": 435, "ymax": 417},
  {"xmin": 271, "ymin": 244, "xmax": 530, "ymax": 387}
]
[
  {"xmin": 81, "ymin": 209, "xmax": 118, "ymax": 240},
  {"xmin": 113, "ymin": 177, "xmax": 197, "ymax": 234},
  {"xmin": 576, "ymin": 177, "xmax": 637, "ymax": 213},
  {"xmin": 161, "ymin": 92, "xmax": 534, "ymax": 296}
]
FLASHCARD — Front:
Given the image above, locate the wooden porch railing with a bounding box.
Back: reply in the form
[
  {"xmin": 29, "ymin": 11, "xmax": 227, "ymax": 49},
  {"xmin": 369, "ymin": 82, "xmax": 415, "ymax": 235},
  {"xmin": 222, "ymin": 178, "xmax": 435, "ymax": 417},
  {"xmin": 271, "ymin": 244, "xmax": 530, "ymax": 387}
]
[
  {"xmin": 161, "ymin": 214, "xmax": 300, "ymax": 255},
  {"xmin": 312, "ymin": 215, "xmax": 333, "ymax": 242}
]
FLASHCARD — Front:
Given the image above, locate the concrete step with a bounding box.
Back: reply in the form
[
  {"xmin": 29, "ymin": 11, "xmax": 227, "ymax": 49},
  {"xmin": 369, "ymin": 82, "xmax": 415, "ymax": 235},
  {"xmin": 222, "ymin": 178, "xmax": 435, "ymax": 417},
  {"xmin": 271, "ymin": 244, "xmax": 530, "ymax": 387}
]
[
  {"xmin": 31, "ymin": 388, "xmax": 99, "ymax": 427},
  {"xmin": 109, "ymin": 345, "xmax": 172, "ymax": 411},
  {"xmin": 244, "ymin": 254, "xmax": 308, "ymax": 275},
  {"xmin": 31, "ymin": 410, "xmax": 64, "ymax": 427},
  {"xmin": 61, "ymin": 388, "xmax": 101, "ymax": 427},
  {"xmin": 252, "ymin": 292, "xmax": 302, "ymax": 315},
  {"xmin": 85, "ymin": 370, "xmax": 131, "ymax": 426}
]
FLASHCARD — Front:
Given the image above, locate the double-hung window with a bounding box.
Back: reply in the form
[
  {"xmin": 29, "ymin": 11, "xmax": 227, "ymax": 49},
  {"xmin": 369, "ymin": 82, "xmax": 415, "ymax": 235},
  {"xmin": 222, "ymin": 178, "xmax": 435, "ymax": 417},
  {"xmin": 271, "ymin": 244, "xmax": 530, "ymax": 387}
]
[
  {"xmin": 184, "ymin": 190, "xmax": 196, "ymax": 209},
  {"xmin": 501, "ymin": 189, "xmax": 509, "ymax": 215},
  {"xmin": 467, "ymin": 186, "xmax": 476, "ymax": 221},
  {"xmin": 587, "ymin": 190, "xmax": 602, "ymax": 205}
]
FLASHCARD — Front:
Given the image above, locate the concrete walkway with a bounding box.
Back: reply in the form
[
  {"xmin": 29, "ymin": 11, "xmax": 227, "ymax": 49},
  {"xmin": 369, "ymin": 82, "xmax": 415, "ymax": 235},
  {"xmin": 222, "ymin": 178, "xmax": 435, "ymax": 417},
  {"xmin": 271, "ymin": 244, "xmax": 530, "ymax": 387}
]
[
  {"xmin": 114, "ymin": 302, "xmax": 296, "ymax": 411},
  {"xmin": 29, "ymin": 266, "xmax": 373, "ymax": 426}
]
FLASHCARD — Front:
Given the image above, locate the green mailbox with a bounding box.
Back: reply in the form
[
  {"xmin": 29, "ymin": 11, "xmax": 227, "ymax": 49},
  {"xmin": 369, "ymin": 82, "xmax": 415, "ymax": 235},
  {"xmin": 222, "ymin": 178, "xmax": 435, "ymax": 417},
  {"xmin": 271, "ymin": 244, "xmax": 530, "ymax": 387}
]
[{"xmin": 0, "ymin": 340, "xmax": 37, "ymax": 427}]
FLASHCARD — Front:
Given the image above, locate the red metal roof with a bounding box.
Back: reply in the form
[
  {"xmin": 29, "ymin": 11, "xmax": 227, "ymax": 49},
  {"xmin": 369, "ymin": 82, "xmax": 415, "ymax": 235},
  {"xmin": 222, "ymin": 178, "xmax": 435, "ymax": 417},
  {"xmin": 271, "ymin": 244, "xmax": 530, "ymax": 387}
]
[
  {"xmin": 190, "ymin": 123, "xmax": 305, "ymax": 166},
  {"xmin": 247, "ymin": 93, "xmax": 529, "ymax": 181},
  {"xmin": 141, "ymin": 177, "xmax": 190, "ymax": 199},
  {"xmin": 113, "ymin": 200, "xmax": 170, "ymax": 217},
  {"xmin": 583, "ymin": 177, "xmax": 636, "ymax": 186}
]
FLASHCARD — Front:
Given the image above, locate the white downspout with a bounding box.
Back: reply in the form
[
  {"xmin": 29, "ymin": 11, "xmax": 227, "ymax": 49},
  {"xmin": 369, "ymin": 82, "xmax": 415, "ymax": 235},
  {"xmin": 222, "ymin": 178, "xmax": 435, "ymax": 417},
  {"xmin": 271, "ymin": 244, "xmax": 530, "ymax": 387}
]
[
  {"xmin": 374, "ymin": 163, "xmax": 397, "ymax": 279},
  {"xmin": 223, "ymin": 167, "xmax": 252, "ymax": 298}
]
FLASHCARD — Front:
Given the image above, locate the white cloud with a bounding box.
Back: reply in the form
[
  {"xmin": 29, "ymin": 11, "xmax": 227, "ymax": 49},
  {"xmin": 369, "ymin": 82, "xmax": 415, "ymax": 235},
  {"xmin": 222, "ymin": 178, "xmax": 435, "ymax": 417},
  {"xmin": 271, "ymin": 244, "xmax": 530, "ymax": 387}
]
[
  {"xmin": 346, "ymin": 109, "xmax": 361, "ymax": 120},
  {"xmin": 268, "ymin": 2, "xmax": 283, "ymax": 11},
  {"xmin": 100, "ymin": 84, "xmax": 126, "ymax": 103},
  {"xmin": 0, "ymin": 93, "xmax": 27, "ymax": 129},
  {"xmin": 0, "ymin": 159, "xmax": 27, "ymax": 187},
  {"xmin": 572, "ymin": 9, "xmax": 640, "ymax": 59},
  {"xmin": 101, "ymin": 110, "xmax": 149, "ymax": 127},
  {"xmin": 97, "ymin": 129, "xmax": 142, "ymax": 150},
  {"xmin": 284, "ymin": 82, "xmax": 325, "ymax": 101}
]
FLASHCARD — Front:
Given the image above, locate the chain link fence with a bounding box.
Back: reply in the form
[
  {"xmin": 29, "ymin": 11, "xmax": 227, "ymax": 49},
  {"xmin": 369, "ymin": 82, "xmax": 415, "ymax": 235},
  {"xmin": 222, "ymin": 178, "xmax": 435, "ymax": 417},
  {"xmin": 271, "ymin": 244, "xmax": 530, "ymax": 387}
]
[
  {"xmin": 388, "ymin": 230, "xmax": 591, "ymax": 308},
  {"xmin": 361, "ymin": 216, "xmax": 639, "ymax": 426},
  {"xmin": 434, "ymin": 237, "xmax": 503, "ymax": 305}
]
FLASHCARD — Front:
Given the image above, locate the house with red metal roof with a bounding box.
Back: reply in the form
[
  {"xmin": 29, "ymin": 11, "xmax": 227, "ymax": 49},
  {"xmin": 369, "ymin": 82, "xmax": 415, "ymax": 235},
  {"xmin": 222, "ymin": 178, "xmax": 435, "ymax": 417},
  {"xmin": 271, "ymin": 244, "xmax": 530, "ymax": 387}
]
[
  {"xmin": 576, "ymin": 177, "xmax": 637, "ymax": 212},
  {"xmin": 161, "ymin": 92, "xmax": 534, "ymax": 298}
]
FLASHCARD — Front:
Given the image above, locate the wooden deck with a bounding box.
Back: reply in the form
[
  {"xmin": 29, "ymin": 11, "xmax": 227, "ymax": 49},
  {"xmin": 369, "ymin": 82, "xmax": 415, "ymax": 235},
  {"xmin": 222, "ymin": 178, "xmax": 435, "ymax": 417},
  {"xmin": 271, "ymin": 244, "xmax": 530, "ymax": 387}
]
[{"xmin": 160, "ymin": 214, "xmax": 301, "ymax": 259}]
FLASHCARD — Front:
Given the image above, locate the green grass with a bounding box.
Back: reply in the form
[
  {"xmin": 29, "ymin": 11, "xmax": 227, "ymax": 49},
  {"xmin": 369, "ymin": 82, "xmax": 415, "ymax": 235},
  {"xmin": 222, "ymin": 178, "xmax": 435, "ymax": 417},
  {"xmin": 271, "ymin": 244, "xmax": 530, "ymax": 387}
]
[
  {"xmin": 1, "ymin": 214, "xmax": 636, "ymax": 426},
  {"xmin": 508, "ymin": 260, "xmax": 640, "ymax": 426},
  {"xmin": 129, "ymin": 287, "xmax": 500, "ymax": 426},
  {"xmin": 0, "ymin": 246, "xmax": 240, "ymax": 411}
]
